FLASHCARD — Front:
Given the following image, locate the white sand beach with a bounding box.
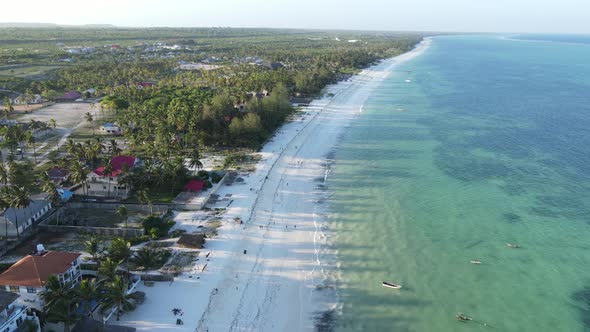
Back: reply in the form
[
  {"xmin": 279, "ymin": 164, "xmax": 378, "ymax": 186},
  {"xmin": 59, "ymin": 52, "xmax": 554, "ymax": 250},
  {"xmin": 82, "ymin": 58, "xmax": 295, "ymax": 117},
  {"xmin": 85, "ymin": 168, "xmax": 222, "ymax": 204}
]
[{"xmin": 118, "ymin": 38, "xmax": 431, "ymax": 332}]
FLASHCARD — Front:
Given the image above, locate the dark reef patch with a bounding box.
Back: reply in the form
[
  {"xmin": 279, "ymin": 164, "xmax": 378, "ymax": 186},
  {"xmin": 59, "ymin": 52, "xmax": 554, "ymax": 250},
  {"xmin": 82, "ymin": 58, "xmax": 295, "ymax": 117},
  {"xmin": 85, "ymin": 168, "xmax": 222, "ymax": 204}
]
[
  {"xmin": 572, "ymin": 288, "xmax": 590, "ymax": 329},
  {"xmin": 503, "ymin": 212, "xmax": 522, "ymax": 223}
]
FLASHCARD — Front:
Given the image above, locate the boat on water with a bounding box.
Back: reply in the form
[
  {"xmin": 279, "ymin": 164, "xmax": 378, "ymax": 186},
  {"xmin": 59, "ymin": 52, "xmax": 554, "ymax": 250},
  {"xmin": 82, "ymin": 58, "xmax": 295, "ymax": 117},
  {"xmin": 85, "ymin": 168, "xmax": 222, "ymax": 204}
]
[
  {"xmin": 506, "ymin": 243, "xmax": 521, "ymax": 248},
  {"xmin": 405, "ymin": 79, "xmax": 412, "ymax": 83},
  {"xmin": 470, "ymin": 260, "xmax": 482, "ymax": 265},
  {"xmin": 382, "ymin": 281, "xmax": 402, "ymax": 289},
  {"xmin": 456, "ymin": 313, "xmax": 472, "ymax": 322}
]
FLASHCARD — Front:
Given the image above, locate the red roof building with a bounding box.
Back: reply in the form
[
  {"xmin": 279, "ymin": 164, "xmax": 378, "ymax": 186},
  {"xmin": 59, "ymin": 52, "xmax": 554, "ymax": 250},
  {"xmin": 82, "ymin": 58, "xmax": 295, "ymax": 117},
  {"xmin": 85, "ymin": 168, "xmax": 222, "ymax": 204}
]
[
  {"xmin": 93, "ymin": 155, "xmax": 137, "ymax": 177},
  {"xmin": 183, "ymin": 179, "xmax": 205, "ymax": 192},
  {"xmin": 0, "ymin": 251, "xmax": 82, "ymax": 288}
]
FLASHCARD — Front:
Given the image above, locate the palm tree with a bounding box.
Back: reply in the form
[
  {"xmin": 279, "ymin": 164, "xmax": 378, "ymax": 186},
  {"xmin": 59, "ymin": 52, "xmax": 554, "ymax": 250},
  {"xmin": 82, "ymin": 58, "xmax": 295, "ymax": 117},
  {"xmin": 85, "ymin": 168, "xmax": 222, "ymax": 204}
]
[
  {"xmin": 70, "ymin": 162, "xmax": 90, "ymax": 196},
  {"xmin": 131, "ymin": 247, "xmax": 167, "ymax": 270},
  {"xmin": 108, "ymin": 139, "xmax": 122, "ymax": 156},
  {"xmin": 108, "ymin": 238, "xmax": 131, "ymax": 264},
  {"xmin": 85, "ymin": 112, "xmax": 94, "ymax": 136},
  {"xmin": 137, "ymin": 189, "xmax": 152, "ymax": 214},
  {"xmin": 188, "ymin": 148, "xmax": 203, "ymax": 175},
  {"xmin": 117, "ymin": 205, "xmax": 128, "ymax": 228},
  {"xmin": 66, "ymin": 138, "xmax": 78, "ymax": 156},
  {"xmin": 97, "ymin": 257, "xmax": 121, "ymax": 283},
  {"xmin": 39, "ymin": 275, "xmax": 79, "ymax": 332},
  {"xmin": 0, "ymin": 163, "xmax": 9, "ymax": 185},
  {"xmin": 2, "ymin": 97, "xmax": 13, "ymax": 119},
  {"xmin": 77, "ymin": 279, "xmax": 98, "ymax": 316},
  {"xmin": 100, "ymin": 276, "xmax": 135, "ymax": 321},
  {"xmin": 49, "ymin": 118, "xmax": 57, "ymax": 130},
  {"xmin": 26, "ymin": 131, "xmax": 37, "ymax": 164},
  {"xmin": 0, "ymin": 191, "xmax": 9, "ymax": 240},
  {"xmin": 40, "ymin": 172, "xmax": 60, "ymax": 209},
  {"xmin": 84, "ymin": 236, "xmax": 103, "ymax": 262},
  {"xmin": 93, "ymin": 137, "xmax": 105, "ymax": 155},
  {"xmin": 5, "ymin": 186, "xmax": 31, "ymax": 239},
  {"xmin": 102, "ymin": 162, "xmax": 113, "ymax": 198}
]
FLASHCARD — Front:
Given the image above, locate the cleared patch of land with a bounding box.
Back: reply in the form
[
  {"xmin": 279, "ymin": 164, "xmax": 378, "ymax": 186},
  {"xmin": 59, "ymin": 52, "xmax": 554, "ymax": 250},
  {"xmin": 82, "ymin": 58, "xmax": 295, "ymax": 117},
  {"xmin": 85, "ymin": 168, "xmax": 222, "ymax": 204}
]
[
  {"xmin": 18, "ymin": 102, "xmax": 91, "ymax": 128},
  {"xmin": 0, "ymin": 64, "xmax": 62, "ymax": 78}
]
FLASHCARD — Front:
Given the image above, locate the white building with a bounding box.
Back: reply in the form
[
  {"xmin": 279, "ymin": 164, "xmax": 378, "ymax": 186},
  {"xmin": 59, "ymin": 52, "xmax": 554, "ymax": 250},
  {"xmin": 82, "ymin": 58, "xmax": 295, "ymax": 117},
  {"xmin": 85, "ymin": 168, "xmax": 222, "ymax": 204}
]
[
  {"xmin": 99, "ymin": 122, "xmax": 121, "ymax": 135},
  {"xmin": 87, "ymin": 155, "xmax": 139, "ymax": 198},
  {"xmin": 0, "ymin": 290, "xmax": 40, "ymax": 332},
  {"xmin": 0, "ymin": 251, "xmax": 82, "ymax": 311},
  {"xmin": 0, "ymin": 200, "xmax": 52, "ymax": 238}
]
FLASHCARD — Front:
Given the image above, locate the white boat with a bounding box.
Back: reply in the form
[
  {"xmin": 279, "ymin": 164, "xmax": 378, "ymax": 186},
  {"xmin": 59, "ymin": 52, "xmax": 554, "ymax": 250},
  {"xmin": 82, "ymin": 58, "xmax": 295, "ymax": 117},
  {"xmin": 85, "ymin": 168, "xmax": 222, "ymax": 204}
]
[
  {"xmin": 470, "ymin": 260, "xmax": 482, "ymax": 265},
  {"xmin": 382, "ymin": 281, "xmax": 402, "ymax": 289},
  {"xmin": 405, "ymin": 79, "xmax": 412, "ymax": 83},
  {"xmin": 506, "ymin": 243, "xmax": 521, "ymax": 248}
]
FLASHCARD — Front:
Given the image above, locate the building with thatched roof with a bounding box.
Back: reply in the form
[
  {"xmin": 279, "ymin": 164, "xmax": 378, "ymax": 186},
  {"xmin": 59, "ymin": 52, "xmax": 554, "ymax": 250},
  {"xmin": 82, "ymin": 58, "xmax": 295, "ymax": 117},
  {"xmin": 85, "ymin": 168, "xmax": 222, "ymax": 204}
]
[{"xmin": 177, "ymin": 233, "xmax": 206, "ymax": 249}]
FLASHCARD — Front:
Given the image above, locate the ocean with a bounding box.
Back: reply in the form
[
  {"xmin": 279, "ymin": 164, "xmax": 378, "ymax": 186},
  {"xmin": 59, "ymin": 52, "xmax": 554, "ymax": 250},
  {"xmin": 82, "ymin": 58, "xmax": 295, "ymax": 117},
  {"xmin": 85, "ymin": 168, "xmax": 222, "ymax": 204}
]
[{"xmin": 328, "ymin": 35, "xmax": 590, "ymax": 331}]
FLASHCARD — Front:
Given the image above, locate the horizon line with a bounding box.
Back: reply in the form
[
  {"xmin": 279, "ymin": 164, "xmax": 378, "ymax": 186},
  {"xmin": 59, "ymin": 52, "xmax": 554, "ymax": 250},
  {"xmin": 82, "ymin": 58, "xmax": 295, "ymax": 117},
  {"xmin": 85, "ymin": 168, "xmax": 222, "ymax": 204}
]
[{"xmin": 1, "ymin": 22, "xmax": 589, "ymax": 36}]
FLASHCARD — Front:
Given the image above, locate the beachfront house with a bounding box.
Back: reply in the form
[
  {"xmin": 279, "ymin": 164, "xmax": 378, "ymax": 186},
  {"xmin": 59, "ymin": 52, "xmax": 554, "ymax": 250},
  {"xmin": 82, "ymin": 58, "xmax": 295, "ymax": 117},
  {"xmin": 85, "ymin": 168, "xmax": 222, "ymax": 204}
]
[
  {"xmin": 47, "ymin": 166, "xmax": 70, "ymax": 184},
  {"xmin": 87, "ymin": 155, "xmax": 140, "ymax": 198},
  {"xmin": 0, "ymin": 200, "xmax": 52, "ymax": 238},
  {"xmin": 0, "ymin": 250, "xmax": 82, "ymax": 311},
  {"xmin": 0, "ymin": 290, "xmax": 40, "ymax": 332},
  {"xmin": 100, "ymin": 122, "xmax": 122, "ymax": 135}
]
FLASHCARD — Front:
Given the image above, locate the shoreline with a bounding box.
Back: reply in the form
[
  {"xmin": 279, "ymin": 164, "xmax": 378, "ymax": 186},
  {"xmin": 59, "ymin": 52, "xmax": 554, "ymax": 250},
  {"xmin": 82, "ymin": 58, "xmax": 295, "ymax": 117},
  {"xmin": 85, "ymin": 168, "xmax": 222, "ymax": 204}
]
[{"xmin": 117, "ymin": 38, "xmax": 431, "ymax": 332}]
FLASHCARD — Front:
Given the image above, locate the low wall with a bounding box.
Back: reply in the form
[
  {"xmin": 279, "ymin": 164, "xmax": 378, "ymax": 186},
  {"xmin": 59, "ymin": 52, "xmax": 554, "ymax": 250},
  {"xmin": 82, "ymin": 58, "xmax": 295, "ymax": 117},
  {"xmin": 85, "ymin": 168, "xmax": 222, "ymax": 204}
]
[
  {"xmin": 66, "ymin": 202, "xmax": 170, "ymax": 213},
  {"xmin": 38, "ymin": 223, "xmax": 144, "ymax": 237},
  {"xmin": 138, "ymin": 273, "xmax": 175, "ymax": 282}
]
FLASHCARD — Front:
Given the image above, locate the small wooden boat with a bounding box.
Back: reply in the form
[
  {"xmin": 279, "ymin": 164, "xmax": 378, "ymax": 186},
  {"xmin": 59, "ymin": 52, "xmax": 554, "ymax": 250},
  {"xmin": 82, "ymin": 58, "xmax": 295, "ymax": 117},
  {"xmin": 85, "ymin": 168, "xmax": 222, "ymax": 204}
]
[
  {"xmin": 470, "ymin": 260, "xmax": 482, "ymax": 265},
  {"xmin": 456, "ymin": 313, "xmax": 472, "ymax": 322},
  {"xmin": 382, "ymin": 281, "xmax": 402, "ymax": 289},
  {"xmin": 506, "ymin": 243, "xmax": 521, "ymax": 248}
]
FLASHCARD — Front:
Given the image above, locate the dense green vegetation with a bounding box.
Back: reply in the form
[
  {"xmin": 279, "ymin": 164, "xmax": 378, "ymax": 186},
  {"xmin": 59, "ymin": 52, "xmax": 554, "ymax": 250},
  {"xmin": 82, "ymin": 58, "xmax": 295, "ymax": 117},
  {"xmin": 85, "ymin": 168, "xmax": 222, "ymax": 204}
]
[
  {"xmin": 1, "ymin": 28, "xmax": 420, "ymax": 151},
  {"xmin": 0, "ymin": 28, "xmax": 420, "ymax": 232}
]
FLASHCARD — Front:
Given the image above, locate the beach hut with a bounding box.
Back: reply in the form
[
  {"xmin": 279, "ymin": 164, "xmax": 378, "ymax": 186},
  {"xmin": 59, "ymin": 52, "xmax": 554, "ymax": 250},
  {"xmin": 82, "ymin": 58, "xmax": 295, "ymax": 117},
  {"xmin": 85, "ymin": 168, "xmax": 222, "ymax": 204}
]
[{"xmin": 177, "ymin": 233, "xmax": 206, "ymax": 249}]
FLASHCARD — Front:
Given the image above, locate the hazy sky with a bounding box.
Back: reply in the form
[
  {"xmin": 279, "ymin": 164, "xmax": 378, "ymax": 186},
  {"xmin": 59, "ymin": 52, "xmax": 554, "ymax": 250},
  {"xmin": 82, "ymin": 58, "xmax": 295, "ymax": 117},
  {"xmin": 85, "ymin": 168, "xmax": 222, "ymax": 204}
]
[{"xmin": 1, "ymin": 0, "xmax": 589, "ymax": 33}]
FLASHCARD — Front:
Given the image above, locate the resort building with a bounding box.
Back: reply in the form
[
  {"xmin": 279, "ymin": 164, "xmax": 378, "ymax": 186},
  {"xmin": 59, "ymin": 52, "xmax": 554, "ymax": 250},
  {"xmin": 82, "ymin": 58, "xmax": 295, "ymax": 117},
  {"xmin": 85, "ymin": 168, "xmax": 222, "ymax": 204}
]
[
  {"xmin": 87, "ymin": 155, "xmax": 140, "ymax": 198},
  {"xmin": 0, "ymin": 290, "xmax": 40, "ymax": 332},
  {"xmin": 0, "ymin": 251, "xmax": 82, "ymax": 311},
  {"xmin": 0, "ymin": 200, "xmax": 52, "ymax": 238}
]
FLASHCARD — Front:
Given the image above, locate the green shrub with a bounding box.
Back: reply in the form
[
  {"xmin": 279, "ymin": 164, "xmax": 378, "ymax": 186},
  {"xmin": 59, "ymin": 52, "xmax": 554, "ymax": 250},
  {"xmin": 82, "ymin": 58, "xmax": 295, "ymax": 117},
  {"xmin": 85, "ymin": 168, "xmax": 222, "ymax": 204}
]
[
  {"xmin": 131, "ymin": 247, "xmax": 171, "ymax": 270},
  {"xmin": 210, "ymin": 172, "xmax": 223, "ymax": 183},
  {"xmin": 143, "ymin": 216, "xmax": 175, "ymax": 239},
  {"xmin": 128, "ymin": 235, "xmax": 150, "ymax": 245},
  {"xmin": 197, "ymin": 170, "xmax": 209, "ymax": 179},
  {"xmin": 223, "ymin": 151, "xmax": 247, "ymax": 168}
]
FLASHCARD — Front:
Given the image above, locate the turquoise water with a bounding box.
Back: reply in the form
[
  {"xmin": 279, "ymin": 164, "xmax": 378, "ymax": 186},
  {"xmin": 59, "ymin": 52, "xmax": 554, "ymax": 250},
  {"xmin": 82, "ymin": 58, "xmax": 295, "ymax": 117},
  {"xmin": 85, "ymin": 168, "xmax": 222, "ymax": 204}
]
[{"xmin": 329, "ymin": 35, "xmax": 590, "ymax": 332}]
